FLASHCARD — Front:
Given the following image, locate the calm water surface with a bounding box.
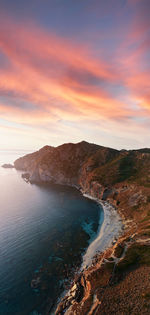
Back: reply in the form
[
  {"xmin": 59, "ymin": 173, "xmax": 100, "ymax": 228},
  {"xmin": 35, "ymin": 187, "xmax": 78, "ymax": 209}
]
[{"xmin": 0, "ymin": 151, "xmax": 103, "ymax": 314}]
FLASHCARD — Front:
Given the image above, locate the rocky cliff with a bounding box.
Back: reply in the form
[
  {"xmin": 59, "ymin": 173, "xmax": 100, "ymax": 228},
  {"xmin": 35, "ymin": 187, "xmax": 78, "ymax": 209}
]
[
  {"xmin": 14, "ymin": 141, "xmax": 150, "ymax": 201},
  {"xmin": 14, "ymin": 141, "xmax": 120, "ymax": 193},
  {"xmin": 14, "ymin": 141, "xmax": 150, "ymax": 314}
]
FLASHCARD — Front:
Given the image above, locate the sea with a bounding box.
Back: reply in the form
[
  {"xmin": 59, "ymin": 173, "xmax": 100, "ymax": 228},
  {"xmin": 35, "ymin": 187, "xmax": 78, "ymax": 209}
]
[{"xmin": 0, "ymin": 150, "xmax": 103, "ymax": 314}]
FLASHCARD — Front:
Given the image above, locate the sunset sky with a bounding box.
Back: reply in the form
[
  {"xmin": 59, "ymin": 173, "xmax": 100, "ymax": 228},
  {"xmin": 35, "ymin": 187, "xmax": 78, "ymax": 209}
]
[{"xmin": 0, "ymin": 0, "xmax": 150, "ymax": 150}]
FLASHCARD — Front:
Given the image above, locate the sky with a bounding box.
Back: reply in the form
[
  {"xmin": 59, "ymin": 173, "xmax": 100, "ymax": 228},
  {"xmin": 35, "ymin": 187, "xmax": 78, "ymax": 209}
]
[{"xmin": 0, "ymin": 0, "xmax": 150, "ymax": 150}]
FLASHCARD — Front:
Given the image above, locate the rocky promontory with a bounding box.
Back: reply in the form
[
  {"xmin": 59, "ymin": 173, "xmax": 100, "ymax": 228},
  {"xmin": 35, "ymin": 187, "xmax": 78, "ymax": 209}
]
[
  {"xmin": 2, "ymin": 163, "xmax": 14, "ymax": 168},
  {"xmin": 14, "ymin": 141, "xmax": 150, "ymax": 314}
]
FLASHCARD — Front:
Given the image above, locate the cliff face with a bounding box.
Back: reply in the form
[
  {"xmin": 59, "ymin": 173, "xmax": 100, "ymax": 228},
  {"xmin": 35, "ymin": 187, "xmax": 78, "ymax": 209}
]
[
  {"xmin": 14, "ymin": 141, "xmax": 150, "ymax": 200},
  {"xmin": 14, "ymin": 141, "xmax": 119, "ymax": 192}
]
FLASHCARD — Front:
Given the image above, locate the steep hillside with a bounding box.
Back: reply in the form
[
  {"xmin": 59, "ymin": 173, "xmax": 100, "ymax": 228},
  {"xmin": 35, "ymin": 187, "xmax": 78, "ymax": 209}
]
[
  {"xmin": 14, "ymin": 141, "xmax": 150, "ymax": 196},
  {"xmin": 14, "ymin": 145, "xmax": 54, "ymax": 172},
  {"xmin": 14, "ymin": 141, "xmax": 119, "ymax": 186}
]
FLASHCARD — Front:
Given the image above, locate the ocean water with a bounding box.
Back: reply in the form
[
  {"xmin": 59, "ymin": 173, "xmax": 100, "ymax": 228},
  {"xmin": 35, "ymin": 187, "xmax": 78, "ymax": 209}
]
[{"xmin": 0, "ymin": 151, "xmax": 103, "ymax": 314}]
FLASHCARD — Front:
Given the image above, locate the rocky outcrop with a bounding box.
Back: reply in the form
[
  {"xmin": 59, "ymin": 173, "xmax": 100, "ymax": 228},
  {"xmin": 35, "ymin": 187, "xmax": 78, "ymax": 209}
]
[
  {"xmin": 14, "ymin": 141, "xmax": 150, "ymax": 214},
  {"xmin": 55, "ymin": 274, "xmax": 85, "ymax": 314},
  {"xmin": 14, "ymin": 141, "xmax": 150, "ymax": 194},
  {"xmin": 2, "ymin": 163, "xmax": 14, "ymax": 168},
  {"xmin": 14, "ymin": 141, "xmax": 120, "ymax": 192}
]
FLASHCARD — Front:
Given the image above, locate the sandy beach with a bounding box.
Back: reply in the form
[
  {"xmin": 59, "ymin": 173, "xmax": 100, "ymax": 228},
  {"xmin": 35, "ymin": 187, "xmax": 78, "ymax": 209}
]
[{"xmin": 81, "ymin": 194, "xmax": 123, "ymax": 269}]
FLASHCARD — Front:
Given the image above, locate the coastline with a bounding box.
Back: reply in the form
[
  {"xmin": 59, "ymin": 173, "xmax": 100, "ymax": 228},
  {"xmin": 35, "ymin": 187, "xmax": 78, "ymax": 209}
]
[
  {"xmin": 4, "ymin": 166, "xmax": 124, "ymax": 314},
  {"xmin": 81, "ymin": 194, "xmax": 123, "ymax": 270},
  {"xmin": 55, "ymin": 179, "xmax": 150, "ymax": 315},
  {"xmin": 54, "ymin": 191, "xmax": 124, "ymax": 315},
  {"xmin": 13, "ymin": 143, "xmax": 150, "ymax": 314},
  {"xmin": 14, "ymin": 168, "xmax": 125, "ymax": 315}
]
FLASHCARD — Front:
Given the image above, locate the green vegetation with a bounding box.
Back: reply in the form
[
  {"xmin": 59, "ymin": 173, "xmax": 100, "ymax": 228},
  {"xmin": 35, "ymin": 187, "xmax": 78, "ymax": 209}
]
[
  {"xmin": 91, "ymin": 150, "xmax": 149, "ymax": 186},
  {"xmin": 142, "ymin": 231, "xmax": 150, "ymax": 237},
  {"xmin": 118, "ymin": 153, "xmax": 137, "ymax": 182},
  {"xmin": 114, "ymin": 244, "xmax": 124, "ymax": 258},
  {"xmin": 147, "ymin": 196, "xmax": 150, "ymax": 203},
  {"xmin": 143, "ymin": 291, "xmax": 150, "ymax": 299},
  {"xmin": 137, "ymin": 148, "xmax": 150, "ymax": 154},
  {"xmin": 104, "ymin": 261, "xmax": 115, "ymax": 272},
  {"xmin": 132, "ymin": 204, "xmax": 139, "ymax": 211},
  {"xmin": 141, "ymin": 211, "xmax": 150, "ymax": 222},
  {"xmin": 116, "ymin": 244, "xmax": 150, "ymax": 274}
]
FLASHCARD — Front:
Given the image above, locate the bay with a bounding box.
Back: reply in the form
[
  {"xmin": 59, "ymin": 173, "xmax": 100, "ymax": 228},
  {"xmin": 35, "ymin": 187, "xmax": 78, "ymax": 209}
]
[{"xmin": 0, "ymin": 151, "xmax": 103, "ymax": 314}]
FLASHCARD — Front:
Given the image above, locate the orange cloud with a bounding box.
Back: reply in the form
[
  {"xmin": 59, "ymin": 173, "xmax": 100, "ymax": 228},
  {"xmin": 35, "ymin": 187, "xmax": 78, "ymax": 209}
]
[
  {"xmin": 0, "ymin": 8, "xmax": 149, "ymax": 133},
  {"xmin": 0, "ymin": 14, "xmax": 130, "ymax": 125}
]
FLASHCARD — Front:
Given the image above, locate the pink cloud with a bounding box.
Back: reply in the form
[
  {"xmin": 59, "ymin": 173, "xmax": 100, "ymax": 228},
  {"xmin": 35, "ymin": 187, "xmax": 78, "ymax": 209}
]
[{"xmin": 0, "ymin": 8, "xmax": 149, "ymax": 130}]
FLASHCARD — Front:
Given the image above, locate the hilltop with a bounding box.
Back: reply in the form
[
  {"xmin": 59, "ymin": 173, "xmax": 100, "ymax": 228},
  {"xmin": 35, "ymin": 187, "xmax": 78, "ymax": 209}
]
[
  {"xmin": 14, "ymin": 141, "xmax": 150, "ymax": 314},
  {"xmin": 14, "ymin": 141, "xmax": 150, "ymax": 189}
]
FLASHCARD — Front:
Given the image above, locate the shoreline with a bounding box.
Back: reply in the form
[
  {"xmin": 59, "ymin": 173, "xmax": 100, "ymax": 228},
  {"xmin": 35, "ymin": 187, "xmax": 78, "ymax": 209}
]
[
  {"xmin": 54, "ymin": 191, "xmax": 124, "ymax": 314},
  {"xmin": 13, "ymin": 143, "xmax": 150, "ymax": 314},
  {"xmin": 3, "ymin": 168, "xmax": 123, "ymax": 314},
  {"xmin": 13, "ymin": 169, "xmax": 125, "ymax": 314},
  {"xmin": 81, "ymin": 193, "xmax": 123, "ymax": 270}
]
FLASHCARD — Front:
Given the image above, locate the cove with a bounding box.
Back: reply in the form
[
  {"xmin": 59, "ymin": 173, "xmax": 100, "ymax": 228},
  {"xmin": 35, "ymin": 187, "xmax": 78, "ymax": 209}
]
[{"xmin": 0, "ymin": 161, "xmax": 103, "ymax": 314}]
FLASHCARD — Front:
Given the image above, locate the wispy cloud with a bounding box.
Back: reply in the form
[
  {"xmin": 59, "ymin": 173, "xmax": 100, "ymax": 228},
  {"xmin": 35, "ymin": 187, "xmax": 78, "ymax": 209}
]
[
  {"xmin": 0, "ymin": 13, "xmax": 132, "ymax": 123},
  {"xmin": 0, "ymin": 1, "xmax": 149, "ymax": 149}
]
